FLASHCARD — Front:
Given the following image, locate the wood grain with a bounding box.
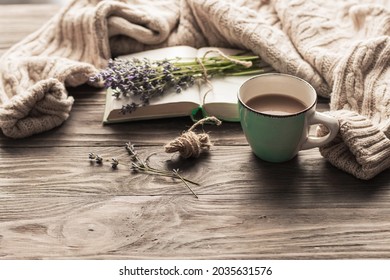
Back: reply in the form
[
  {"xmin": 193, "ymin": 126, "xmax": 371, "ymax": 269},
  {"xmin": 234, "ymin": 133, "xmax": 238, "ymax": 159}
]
[
  {"xmin": 3, "ymin": 145, "xmax": 388, "ymax": 199},
  {"xmin": 1, "ymin": 4, "xmax": 390, "ymax": 260},
  {"xmin": 0, "ymin": 4, "xmax": 60, "ymax": 55},
  {"xmin": 1, "ymin": 144, "xmax": 390, "ymax": 259},
  {"xmin": 1, "ymin": 195, "xmax": 390, "ymax": 259}
]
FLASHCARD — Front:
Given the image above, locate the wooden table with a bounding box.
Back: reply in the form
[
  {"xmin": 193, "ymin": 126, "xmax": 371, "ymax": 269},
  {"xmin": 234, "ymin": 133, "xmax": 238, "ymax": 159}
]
[{"xmin": 1, "ymin": 4, "xmax": 390, "ymax": 260}]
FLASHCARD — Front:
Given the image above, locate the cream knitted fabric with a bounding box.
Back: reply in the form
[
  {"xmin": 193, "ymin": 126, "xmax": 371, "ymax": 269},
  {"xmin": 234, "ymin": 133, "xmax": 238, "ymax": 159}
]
[
  {"xmin": 0, "ymin": 0, "xmax": 389, "ymax": 179},
  {"xmin": 280, "ymin": 0, "xmax": 390, "ymax": 179},
  {"xmin": 318, "ymin": 110, "xmax": 390, "ymax": 180}
]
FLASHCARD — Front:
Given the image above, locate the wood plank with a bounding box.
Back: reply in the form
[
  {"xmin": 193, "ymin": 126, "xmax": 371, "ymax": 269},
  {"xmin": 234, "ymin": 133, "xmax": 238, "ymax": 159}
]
[
  {"xmin": 0, "ymin": 113, "xmax": 245, "ymax": 147},
  {"xmin": 1, "ymin": 195, "xmax": 390, "ymax": 259},
  {"xmin": 2, "ymin": 2, "xmax": 389, "ymax": 261},
  {"xmin": 1, "ymin": 145, "xmax": 389, "ymax": 198},
  {"xmin": 0, "ymin": 4, "xmax": 60, "ymax": 55}
]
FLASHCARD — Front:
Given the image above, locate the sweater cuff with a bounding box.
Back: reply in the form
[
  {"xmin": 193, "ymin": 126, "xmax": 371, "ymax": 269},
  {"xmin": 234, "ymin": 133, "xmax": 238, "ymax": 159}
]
[
  {"xmin": 0, "ymin": 78, "xmax": 74, "ymax": 138},
  {"xmin": 317, "ymin": 110, "xmax": 390, "ymax": 180}
]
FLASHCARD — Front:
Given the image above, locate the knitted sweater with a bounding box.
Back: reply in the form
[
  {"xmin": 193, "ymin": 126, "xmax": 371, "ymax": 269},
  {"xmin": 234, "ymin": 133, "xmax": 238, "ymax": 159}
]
[{"xmin": 0, "ymin": 0, "xmax": 389, "ymax": 180}]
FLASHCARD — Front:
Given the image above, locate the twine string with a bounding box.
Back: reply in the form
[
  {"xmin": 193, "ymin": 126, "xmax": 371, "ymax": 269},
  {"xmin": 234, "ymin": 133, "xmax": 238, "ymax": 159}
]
[
  {"xmin": 197, "ymin": 49, "xmax": 253, "ymax": 105},
  {"xmin": 164, "ymin": 116, "xmax": 222, "ymax": 158},
  {"xmin": 202, "ymin": 49, "xmax": 253, "ymax": 68},
  {"xmin": 196, "ymin": 56, "xmax": 214, "ymax": 105},
  {"xmin": 165, "ymin": 50, "xmax": 248, "ymax": 158}
]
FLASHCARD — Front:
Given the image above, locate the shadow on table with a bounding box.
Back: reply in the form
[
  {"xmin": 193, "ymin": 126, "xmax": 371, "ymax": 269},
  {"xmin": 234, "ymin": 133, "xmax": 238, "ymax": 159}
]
[{"xmin": 247, "ymin": 150, "xmax": 390, "ymax": 206}]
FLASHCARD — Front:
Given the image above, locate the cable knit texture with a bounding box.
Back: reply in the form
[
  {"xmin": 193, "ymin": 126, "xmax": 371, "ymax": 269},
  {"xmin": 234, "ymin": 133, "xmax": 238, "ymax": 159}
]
[{"xmin": 0, "ymin": 0, "xmax": 389, "ymax": 179}]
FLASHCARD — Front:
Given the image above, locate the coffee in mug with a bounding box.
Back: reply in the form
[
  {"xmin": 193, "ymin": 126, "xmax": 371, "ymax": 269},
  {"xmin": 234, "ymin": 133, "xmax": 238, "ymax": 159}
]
[
  {"xmin": 246, "ymin": 93, "xmax": 307, "ymax": 116},
  {"xmin": 237, "ymin": 73, "xmax": 339, "ymax": 163}
]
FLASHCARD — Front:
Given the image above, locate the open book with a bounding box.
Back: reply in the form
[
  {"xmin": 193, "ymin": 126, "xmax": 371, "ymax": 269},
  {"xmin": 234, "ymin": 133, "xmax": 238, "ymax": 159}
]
[{"xmin": 103, "ymin": 46, "xmax": 270, "ymax": 123}]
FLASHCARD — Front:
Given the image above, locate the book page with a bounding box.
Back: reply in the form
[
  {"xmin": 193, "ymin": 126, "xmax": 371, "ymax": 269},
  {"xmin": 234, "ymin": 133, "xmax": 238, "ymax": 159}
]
[
  {"xmin": 200, "ymin": 75, "xmax": 249, "ymax": 104},
  {"xmin": 197, "ymin": 47, "xmax": 252, "ymax": 121},
  {"xmin": 108, "ymin": 85, "xmax": 200, "ymax": 111},
  {"xmin": 197, "ymin": 47, "xmax": 253, "ymax": 104},
  {"xmin": 104, "ymin": 86, "xmax": 201, "ymax": 123},
  {"xmin": 199, "ymin": 76, "xmax": 249, "ymax": 121}
]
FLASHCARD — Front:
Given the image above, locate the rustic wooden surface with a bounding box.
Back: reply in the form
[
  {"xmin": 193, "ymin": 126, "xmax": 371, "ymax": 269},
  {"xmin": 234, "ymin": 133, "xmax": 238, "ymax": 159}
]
[{"xmin": 0, "ymin": 4, "xmax": 390, "ymax": 260}]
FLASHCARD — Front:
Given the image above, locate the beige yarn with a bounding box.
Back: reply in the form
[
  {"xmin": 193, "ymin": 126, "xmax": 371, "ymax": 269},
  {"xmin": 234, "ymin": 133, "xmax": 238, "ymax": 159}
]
[{"xmin": 0, "ymin": 0, "xmax": 389, "ymax": 179}]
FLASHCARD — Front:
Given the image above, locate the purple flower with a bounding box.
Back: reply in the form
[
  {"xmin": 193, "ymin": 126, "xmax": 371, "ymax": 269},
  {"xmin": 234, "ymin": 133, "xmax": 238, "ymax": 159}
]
[{"xmin": 89, "ymin": 52, "xmax": 272, "ymax": 114}]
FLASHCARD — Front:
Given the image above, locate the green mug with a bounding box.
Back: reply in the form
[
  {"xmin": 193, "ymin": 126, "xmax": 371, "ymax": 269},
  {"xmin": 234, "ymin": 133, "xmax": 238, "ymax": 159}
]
[{"xmin": 238, "ymin": 73, "xmax": 339, "ymax": 163}]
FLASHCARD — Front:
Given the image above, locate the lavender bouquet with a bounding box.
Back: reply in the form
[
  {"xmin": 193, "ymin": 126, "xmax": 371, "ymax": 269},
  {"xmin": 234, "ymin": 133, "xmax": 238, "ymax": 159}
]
[{"xmin": 90, "ymin": 49, "xmax": 273, "ymax": 114}]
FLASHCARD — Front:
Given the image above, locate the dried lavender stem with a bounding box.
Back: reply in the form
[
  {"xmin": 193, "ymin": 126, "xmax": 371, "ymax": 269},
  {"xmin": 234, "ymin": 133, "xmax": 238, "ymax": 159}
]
[{"xmin": 173, "ymin": 169, "xmax": 199, "ymax": 199}]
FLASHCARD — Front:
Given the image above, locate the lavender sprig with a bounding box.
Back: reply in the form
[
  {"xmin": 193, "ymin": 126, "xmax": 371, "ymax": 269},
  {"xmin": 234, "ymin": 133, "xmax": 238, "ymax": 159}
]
[
  {"xmin": 90, "ymin": 52, "xmax": 273, "ymax": 114},
  {"xmin": 125, "ymin": 142, "xmax": 199, "ymax": 190},
  {"xmin": 88, "ymin": 142, "xmax": 199, "ymax": 198}
]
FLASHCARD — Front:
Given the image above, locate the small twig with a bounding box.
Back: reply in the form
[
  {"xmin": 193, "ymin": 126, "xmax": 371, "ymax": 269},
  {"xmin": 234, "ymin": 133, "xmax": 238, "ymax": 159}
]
[{"xmin": 173, "ymin": 169, "xmax": 198, "ymax": 199}]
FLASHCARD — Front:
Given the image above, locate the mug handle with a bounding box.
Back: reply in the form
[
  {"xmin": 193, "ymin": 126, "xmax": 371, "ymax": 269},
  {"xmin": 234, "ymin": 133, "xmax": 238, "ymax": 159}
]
[{"xmin": 301, "ymin": 111, "xmax": 339, "ymax": 150}]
